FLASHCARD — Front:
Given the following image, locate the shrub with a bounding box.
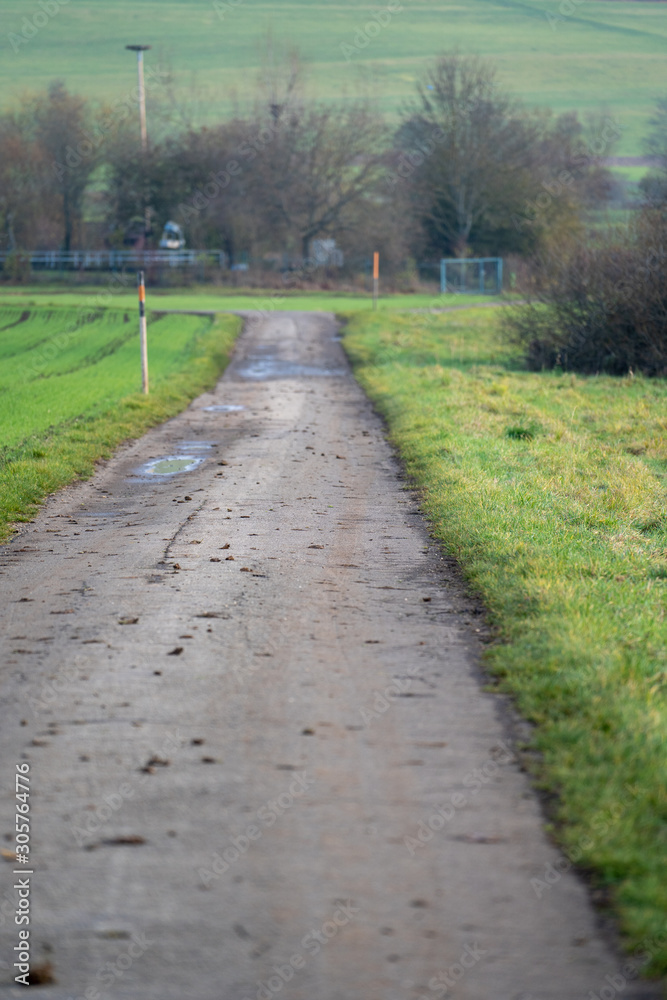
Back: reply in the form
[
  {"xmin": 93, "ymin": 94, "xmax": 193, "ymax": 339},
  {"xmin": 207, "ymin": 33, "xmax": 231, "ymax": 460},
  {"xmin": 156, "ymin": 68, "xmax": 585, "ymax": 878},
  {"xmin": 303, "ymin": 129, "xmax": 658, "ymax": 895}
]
[{"xmin": 503, "ymin": 209, "xmax": 667, "ymax": 376}]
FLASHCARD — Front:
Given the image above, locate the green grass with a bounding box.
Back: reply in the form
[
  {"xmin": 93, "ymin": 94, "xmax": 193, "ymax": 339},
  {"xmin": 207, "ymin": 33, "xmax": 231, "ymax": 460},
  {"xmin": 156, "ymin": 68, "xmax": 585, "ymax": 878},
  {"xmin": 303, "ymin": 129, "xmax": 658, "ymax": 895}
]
[
  {"xmin": 611, "ymin": 165, "xmax": 651, "ymax": 184},
  {"xmin": 0, "ymin": 304, "xmax": 241, "ymax": 541},
  {"xmin": 1, "ymin": 1, "xmax": 666, "ymax": 156},
  {"xmin": 0, "ymin": 286, "xmax": 503, "ymax": 313},
  {"xmin": 343, "ymin": 307, "xmax": 667, "ymax": 977}
]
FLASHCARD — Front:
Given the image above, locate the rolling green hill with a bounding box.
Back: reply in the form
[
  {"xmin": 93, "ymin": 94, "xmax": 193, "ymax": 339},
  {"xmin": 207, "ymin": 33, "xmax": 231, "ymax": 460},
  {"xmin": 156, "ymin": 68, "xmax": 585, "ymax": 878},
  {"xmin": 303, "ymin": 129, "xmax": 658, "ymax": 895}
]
[{"xmin": 2, "ymin": 0, "xmax": 666, "ymax": 155}]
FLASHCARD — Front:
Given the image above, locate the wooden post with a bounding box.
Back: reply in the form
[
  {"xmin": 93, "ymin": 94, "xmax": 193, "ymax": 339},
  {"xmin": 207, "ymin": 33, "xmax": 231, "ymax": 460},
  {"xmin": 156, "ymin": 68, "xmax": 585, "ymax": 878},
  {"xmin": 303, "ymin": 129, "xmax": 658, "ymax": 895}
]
[
  {"xmin": 372, "ymin": 251, "xmax": 379, "ymax": 310},
  {"xmin": 138, "ymin": 270, "xmax": 149, "ymax": 394}
]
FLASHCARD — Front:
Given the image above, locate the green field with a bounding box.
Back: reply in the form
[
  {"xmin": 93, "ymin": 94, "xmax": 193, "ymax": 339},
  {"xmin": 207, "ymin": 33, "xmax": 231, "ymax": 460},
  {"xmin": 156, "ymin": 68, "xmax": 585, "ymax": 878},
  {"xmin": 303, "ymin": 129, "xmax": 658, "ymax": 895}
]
[
  {"xmin": 2, "ymin": 0, "xmax": 666, "ymax": 156},
  {"xmin": 0, "ymin": 287, "xmax": 503, "ymax": 313},
  {"xmin": 343, "ymin": 307, "xmax": 667, "ymax": 976},
  {"xmin": 0, "ymin": 289, "xmax": 504, "ymax": 543},
  {"xmin": 0, "ymin": 304, "xmax": 240, "ymax": 540}
]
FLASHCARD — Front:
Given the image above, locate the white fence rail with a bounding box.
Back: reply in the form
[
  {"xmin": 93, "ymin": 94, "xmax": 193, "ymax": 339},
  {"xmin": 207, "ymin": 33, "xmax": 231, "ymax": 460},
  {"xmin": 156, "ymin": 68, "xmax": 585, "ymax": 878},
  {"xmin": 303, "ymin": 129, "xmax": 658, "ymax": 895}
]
[{"xmin": 0, "ymin": 250, "xmax": 225, "ymax": 270}]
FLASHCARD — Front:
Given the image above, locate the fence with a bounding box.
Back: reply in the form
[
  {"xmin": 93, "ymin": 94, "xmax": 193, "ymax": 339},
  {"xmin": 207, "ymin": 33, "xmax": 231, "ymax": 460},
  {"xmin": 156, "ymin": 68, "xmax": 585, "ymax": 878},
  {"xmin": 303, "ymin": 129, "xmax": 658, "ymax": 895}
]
[
  {"xmin": 0, "ymin": 250, "xmax": 505, "ymax": 292},
  {"xmin": 440, "ymin": 257, "xmax": 503, "ymax": 294},
  {"xmin": 0, "ymin": 250, "xmax": 225, "ymax": 271}
]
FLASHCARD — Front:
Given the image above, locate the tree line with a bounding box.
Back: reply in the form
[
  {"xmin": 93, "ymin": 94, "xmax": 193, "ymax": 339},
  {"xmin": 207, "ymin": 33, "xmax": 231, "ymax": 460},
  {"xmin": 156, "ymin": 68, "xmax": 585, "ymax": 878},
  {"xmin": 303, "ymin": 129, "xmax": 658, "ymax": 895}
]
[{"xmin": 0, "ymin": 51, "xmax": 662, "ymax": 270}]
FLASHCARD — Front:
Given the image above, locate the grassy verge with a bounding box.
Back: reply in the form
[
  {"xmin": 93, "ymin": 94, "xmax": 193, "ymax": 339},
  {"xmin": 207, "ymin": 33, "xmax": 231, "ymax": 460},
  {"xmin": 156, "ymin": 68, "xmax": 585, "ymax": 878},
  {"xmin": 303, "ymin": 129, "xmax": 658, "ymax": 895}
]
[
  {"xmin": 343, "ymin": 307, "xmax": 667, "ymax": 977},
  {"xmin": 0, "ymin": 286, "xmax": 508, "ymax": 313},
  {"xmin": 0, "ymin": 305, "xmax": 241, "ymax": 542}
]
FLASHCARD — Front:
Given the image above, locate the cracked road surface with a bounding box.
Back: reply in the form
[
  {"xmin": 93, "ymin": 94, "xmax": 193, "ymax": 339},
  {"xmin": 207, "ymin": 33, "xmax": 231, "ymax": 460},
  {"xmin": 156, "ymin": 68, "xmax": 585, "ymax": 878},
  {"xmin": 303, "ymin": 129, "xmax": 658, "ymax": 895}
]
[{"xmin": 0, "ymin": 312, "xmax": 659, "ymax": 999}]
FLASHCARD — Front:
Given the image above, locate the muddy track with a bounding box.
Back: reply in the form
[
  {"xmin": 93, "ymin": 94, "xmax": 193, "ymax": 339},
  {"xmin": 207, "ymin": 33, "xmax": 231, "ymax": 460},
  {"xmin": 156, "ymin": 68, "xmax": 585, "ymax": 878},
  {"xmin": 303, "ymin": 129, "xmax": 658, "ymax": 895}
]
[{"xmin": 0, "ymin": 313, "xmax": 659, "ymax": 1000}]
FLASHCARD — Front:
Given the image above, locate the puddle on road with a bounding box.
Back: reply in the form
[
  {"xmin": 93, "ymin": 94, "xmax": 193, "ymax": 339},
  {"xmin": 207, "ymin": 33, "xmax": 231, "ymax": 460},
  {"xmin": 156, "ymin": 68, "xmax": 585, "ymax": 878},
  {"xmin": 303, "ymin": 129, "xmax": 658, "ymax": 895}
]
[
  {"xmin": 236, "ymin": 358, "xmax": 346, "ymax": 380},
  {"xmin": 139, "ymin": 455, "xmax": 204, "ymax": 476},
  {"xmin": 202, "ymin": 404, "xmax": 245, "ymax": 413}
]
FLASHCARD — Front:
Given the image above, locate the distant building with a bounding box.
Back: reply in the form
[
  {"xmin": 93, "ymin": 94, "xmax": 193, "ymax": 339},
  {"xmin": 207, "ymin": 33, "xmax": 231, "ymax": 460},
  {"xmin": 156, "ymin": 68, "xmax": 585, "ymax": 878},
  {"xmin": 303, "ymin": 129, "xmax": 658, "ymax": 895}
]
[{"xmin": 311, "ymin": 239, "xmax": 343, "ymax": 267}]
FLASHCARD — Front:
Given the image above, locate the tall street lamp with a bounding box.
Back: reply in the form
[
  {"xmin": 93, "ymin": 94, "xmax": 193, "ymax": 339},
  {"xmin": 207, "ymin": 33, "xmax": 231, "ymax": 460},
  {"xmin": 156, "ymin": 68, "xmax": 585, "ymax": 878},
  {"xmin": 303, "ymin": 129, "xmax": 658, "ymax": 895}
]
[{"xmin": 125, "ymin": 44, "xmax": 151, "ymax": 152}]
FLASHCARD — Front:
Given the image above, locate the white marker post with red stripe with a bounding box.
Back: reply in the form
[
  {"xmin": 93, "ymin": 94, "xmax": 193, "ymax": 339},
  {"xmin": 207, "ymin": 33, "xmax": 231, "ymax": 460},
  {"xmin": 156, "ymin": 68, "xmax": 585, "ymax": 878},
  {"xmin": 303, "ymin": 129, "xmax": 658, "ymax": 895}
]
[
  {"xmin": 372, "ymin": 251, "xmax": 379, "ymax": 310},
  {"xmin": 138, "ymin": 270, "xmax": 149, "ymax": 394}
]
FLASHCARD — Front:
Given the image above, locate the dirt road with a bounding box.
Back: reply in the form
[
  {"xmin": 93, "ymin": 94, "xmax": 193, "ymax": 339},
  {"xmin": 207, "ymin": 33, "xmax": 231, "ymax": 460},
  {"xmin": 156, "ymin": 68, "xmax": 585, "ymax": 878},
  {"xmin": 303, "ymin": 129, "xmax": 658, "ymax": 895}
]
[{"xmin": 0, "ymin": 313, "xmax": 658, "ymax": 999}]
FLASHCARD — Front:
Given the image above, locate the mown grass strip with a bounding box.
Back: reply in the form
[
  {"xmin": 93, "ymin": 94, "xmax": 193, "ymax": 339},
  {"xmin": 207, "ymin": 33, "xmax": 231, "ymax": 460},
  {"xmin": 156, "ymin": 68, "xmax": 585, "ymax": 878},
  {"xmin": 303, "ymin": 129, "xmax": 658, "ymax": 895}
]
[
  {"xmin": 0, "ymin": 287, "xmax": 506, "ymax": 314},
  {"xmin": 343, "ymin": 307, "xmax": 667, "ymax": 976},
  {"xmin": 0, "ymin": 306, "xmax": 241, "ymax": 542}
]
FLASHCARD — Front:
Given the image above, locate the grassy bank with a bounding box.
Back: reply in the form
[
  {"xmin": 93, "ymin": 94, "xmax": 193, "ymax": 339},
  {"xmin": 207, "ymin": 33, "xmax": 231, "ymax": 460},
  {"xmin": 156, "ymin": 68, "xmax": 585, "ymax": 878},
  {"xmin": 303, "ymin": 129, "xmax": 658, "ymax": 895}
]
[
  {"xmin": 0, "ymin": 305, "xmax": 241, "ymax": 542},
  {"xmin": 343, "ymin": 307, "xmax": 667, "ymax": 976}
]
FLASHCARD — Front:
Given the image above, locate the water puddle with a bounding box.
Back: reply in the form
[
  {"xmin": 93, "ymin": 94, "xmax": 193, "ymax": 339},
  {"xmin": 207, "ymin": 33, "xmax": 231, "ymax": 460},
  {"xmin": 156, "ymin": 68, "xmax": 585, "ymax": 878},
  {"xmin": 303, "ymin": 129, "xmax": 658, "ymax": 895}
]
[
  {"xmin": 202, "ymin": 404, "xmax": 245, "ymax": 413},
  {"xmin": 140, "ymin": 455, "xmax": 204, "ymax": 476},
  {"xmin": 236, "ymin": 358, "xmax": 346, "ymax": 380}
]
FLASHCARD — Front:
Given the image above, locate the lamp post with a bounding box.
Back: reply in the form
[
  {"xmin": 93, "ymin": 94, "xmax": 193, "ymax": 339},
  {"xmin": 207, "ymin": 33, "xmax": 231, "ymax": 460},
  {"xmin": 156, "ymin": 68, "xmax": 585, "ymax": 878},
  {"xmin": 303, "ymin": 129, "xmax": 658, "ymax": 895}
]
[
  {"xmin": 126, "ymin": 44, "xmax": 152, "ymax": 247},
  {"xmin": 125, "ymin": 44, "xmax": 151, "ymax": 152}
]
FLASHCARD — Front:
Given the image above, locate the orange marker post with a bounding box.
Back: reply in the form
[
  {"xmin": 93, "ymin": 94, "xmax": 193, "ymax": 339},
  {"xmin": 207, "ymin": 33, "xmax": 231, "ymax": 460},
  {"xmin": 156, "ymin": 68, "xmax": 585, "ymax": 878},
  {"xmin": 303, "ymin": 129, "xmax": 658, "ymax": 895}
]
[
  {"xmin": 372, "ymin": 252, "xmax": 379, "ymax": 310},
  {"xmin": 138, "ymin": 270, "xmax": 149, "ymax": 394}
]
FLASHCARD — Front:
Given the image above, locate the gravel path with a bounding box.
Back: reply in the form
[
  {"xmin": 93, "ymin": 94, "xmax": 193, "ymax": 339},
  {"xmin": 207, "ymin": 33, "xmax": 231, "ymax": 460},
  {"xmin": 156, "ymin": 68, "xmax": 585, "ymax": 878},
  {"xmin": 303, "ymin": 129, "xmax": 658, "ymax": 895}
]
[{"xmin": 0, "ymin": 312, "xmax": 658, "ymax": 1000}]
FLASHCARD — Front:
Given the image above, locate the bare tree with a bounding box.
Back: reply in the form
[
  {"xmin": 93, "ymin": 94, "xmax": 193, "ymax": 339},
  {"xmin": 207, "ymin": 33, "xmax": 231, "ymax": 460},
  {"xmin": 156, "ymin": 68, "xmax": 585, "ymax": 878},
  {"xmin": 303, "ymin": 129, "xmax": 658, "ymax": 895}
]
[
  {"xmin": 0, "ymin": 116, "xmax": 52, "ymax": 251},
  {"xmin": 26, "ymin": 81, "xmax": 101, "ymax": 251},
  {"xmin": 644, "ymin": 96, "xmax": 667, "ymax": 171},
  {"xmin": 399, "ymin": 53, "xmax": 578, "ymax": 257},
  {"xmin": 169, "ymin": 120, "xmax": 258, "ymax": 263},
  {"xmin": 103, "ymin": 126, "xmax": 157, "ymax": 248},
  {"xmin": 640, "ymin": 96, "xmax": 667, "ymax": 205},
  {"xmin": 249, "ymin": 101, "xmax": 387, "ymax": 260},
  {"xmin": 256, "ymin": 30, "xmax": 304, "ymax": 125}
]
